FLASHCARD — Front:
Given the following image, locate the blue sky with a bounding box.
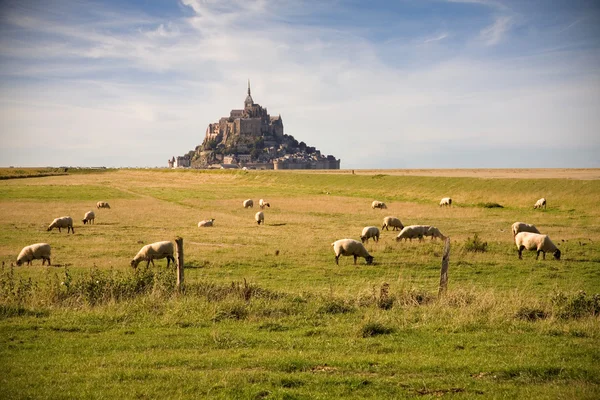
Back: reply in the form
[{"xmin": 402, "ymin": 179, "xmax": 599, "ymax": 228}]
[{"xmin": 0, "ymin": 0, "xmax": 599, "ymax": 168}]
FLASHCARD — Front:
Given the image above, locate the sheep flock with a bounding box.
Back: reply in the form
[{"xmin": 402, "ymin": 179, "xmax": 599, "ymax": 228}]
[{"xmin": 13, "ymin": 187, "xmax": 563, "ymax": 269}]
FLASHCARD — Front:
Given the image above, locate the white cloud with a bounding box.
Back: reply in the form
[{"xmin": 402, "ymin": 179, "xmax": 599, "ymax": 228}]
[{"xmin": 479, "ymin": 15, "xmax": 513, "ymax": 45}]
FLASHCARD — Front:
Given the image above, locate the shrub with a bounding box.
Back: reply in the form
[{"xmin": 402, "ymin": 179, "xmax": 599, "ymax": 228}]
[
  {"xmin": 464, "ymin": 234, "xmax": 488, "ymax": 253},
  {"xmin": 552, "ymin": 290, "xmax": 600, "ymax": 319},
  {"xmin": 360, "ymin": 322, "xmax": 394, "ymax": 337},
  {"xmin": 376, "ymin": 283, "xmax": 394, "ymax": 310},
  {"xmin": 318, "ymin": 298, "xmax": 355, "ymax": 314},
  {"xmin": 477, "ymin": 202, "xmax": 503, "ymax": 208},
  {"xmin": 515, "ymin": 307, "xmax": 550, "ymax": 321}
]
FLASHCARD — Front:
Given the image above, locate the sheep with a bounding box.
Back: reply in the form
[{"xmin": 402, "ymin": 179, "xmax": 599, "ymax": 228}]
[
  {"xmin": 332, "ymin": 239, "xmax": 374, "ymax": 265},
  {"xmin": 243, "ymin": 199, "xmax": 254, "ymax": 208},
  {"xmin": 198, "ymin": 218, "xmax": 215, "ymax": 227},
  {"xmin": 396, "ymin": 225, "xmax": 446, "ymax": 242},
  {"xmin": 255, "ymin": 211, "xmax": 264, "ymax": 225},
  {"xmin": 130, "ymin": 241, "xmax": 175, "ymax": 268},
  {"xmin": 533, "ymin": 198, "xmax": 546, "ymax": 209},
  {"xmin": 97, "ymin": 201, "xmax": 111, "ymax": 209},
  {"xmin": 439, "ymin": 197, "xmax": 452, "ymax": 207},
  {"xmin": 16, "ymin": 243, "xmax": 51, "ymax": 266},
  {"xmin": 511, "ymin": 222, "xmax": 540, "ymax": 237},
  {"xmin": 360, "ymin": 226, "xmax": 380, "ymax": 243},
  {"xmin": 82, "ymin": 210, "xmax": 95, "ymax": 225},
  {"xmin": 425, "ymin": 226, "xmax": 446, "ymax": 240},
  {"xmin": 372, "ymin": 200, "xmax": 387, "ymax": 209},
  {"xmin": 259, "ymin": 199, "xmax": 270, "ymax": 209},
  {"xmin": 515, "ymin": 232, "xmax": 561, "ymax": 260},
  {"xmin": 47, "ymin": 216, "xmax": 74, "ymax": 234},
  {"xmin": 382, "ymin": 216, "xmax": 404, "ymax": 231}
]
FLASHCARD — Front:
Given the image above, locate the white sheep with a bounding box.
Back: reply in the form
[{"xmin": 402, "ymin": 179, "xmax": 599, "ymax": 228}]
[
  {"xmin": 533, "ymin": 198, "xmax": 546, "ymax": 209},
  {"xmin": 511, "ymin": 222, "xmax": 540, "ymax": 237},
  {"xmin": 243, "ymin": 199, "xmax": 254, "ymax": 208},
  {"xmin": 47, "ymin": 216, "xmax": 75, "ymax": 234},
  {"xmin": 371, "ymin": 200, "xmax": 387, "ymax": 209},
  {"xmin": 97, "ymin": 201, "xmax": 111, "ymax": 209},
  {"xmin": 331, "ymin": 239, "xmax": 374, "ymax": 265},
  {"xmin": 439, "ymin": 197, "xmax": 452, "ymax": 207},
  {"xmin": 16, "ymin": 243, "xmax": 51, "ymax": 266},
  {"xmin": 360, "ymin": 226, "xmax": 380, "ymax": 243},
  {"xmin": 259, "ymin": 199, "xmax": 270, "ymax": 209},
  {"xmin": 82, "ymin": 210, "xmax": 95, "ymax": 225},
  {"xmin": 396, "ymin": 225, "xmax": 446, "ymax": 242},
  {"xmin": 255, "ymin": 211, "xmax": 264, "ymax": 225},
  {"xmin": 130, "ymin": 241, "xmax": 175, "ymax": 268},
  {"xmin": 198, "ymin": 218, "xmax": 215, "ymax": 227},
  {"xmin": 382, "ymin": 216, "xmax": 404, "ymax": 231},
  {"xmin": 515, "ymin": 232, "xmax": 561, "ymax": 260}
]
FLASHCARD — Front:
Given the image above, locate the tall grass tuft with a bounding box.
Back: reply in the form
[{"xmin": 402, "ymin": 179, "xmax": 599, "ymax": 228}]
[{"xmin": 464, "ymin": 233, "xmax": 488, "ymax": 253}]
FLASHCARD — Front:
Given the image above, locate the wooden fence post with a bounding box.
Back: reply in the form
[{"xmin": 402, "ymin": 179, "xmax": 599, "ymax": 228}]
[
  {"xmin": 175, "ymin": 237, "xmax": 184, "ymax": 292},
  {"xmin": 438, "ymin": 237, "xmax": 451, "ymax": 297}
]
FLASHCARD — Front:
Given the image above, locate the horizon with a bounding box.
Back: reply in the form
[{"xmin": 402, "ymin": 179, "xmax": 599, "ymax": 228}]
[{"xmin": 1, "ymin": 1, "xmax": 599, "ymax": 169}]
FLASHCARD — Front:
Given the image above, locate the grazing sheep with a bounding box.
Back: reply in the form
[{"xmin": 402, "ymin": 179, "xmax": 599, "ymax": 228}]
[
  {"xmin": 439, "ymin": 197, "xmax": 452, "ymax": 207},
  {"xmin": 47, "ymin": 216, "xmax": 74, "ymax": 234},
  {"xmin": 533, "ymin": 198, "xmax": 546, "ymax": 209},
  {"xmin": 396, "ymin": 225, "xmax": 446, "ymax": 242},
  {"xmin": 96, "ymin": 201, "xmax": 111, "ymax": 209},
  {"xmin": 259, "ymin": 199, "xmax": 270, "ymax": 209},
  {"xmin": 255, "ymin": 211, "xmax": 264, "ymax": 225},
  {"xmin": 198, "ymin": 218, "xmax": 215, "ymax": 227},
  {"xmin": 360, "ymin": 226, "xmax": 380, "ymax": 243},
  {"xmin": 382, "ymin": 216, "xmax": 404, "ymax": 231},
  {"xmin": 371, "ymin": 200, "xmax": 387, "ymax": 209},
  {"xmin": 332, "ymin": 239, "xmax": 374, "ymax": 265},
  {"xmin": 130, "ymin": 241, "xmax": 175, "ymax": 268},
  {"xmin": 16, "ymin": 243, "xmax": 51, "ymax": 266},
  {"xmin": 425, "ymin": 226, "xmax": 446, "ymax": 240},
  {"xmin": 511, "ymin": 222, "xmax": 540, "ymax": 237},
  {"xmin": 243, "ymin": 199, "xmax": 254, "ymax": 208},
  {"xmin": 82, "ymin": 210, "xmax": 95, "ymax": 225},
  {"xmin": 515, "ymin": 232, "xmax": 561, "ymax": 260}
]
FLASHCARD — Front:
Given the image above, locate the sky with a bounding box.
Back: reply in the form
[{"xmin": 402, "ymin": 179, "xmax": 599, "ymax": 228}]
[{"xmin": 0, "ymin": 0, "xmax": 599, "ymax": 169}]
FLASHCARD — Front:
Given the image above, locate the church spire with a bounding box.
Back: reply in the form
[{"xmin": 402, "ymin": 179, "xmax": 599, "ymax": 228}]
[{"xmin": 244, "ymin": 79, "xmax": 254, "ymax": 108}]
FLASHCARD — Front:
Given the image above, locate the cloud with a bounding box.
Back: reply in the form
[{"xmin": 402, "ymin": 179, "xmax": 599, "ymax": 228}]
[
  {"xmin": 479, "ymin": 15, "xmax": 513, "ymax": 45},
  {"xmin": 423, "ymin": 33, "xmax": 449, "ymax": 43}
]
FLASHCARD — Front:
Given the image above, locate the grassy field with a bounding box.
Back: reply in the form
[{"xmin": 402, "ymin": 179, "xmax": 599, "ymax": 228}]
[{"xmin": 1, "ymin": 168, "xmax": 599, "ymax": 399}]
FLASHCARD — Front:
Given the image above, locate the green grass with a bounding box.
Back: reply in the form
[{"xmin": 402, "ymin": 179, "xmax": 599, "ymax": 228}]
[{"xmin": 0, "ymin": 168, "xmax": 599, "ymax": 399}]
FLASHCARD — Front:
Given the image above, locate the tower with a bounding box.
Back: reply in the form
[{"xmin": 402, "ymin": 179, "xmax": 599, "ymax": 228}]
[{"xmin": 244, "ymin": 80, "xmax": 254, "ymax": 109}]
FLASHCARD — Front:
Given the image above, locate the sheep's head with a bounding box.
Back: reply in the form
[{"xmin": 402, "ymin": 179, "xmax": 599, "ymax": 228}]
[
  {"xmin": 360, "ymin": 236, "xmax": 367, "ymax": 243},
  {"xmin": 365, "ymin": 255, "xmax": 374, "ymax": 265},
  {"xmin": 553, "ymin": 249, "xmax": 561, "ymax": 260},
  {"xmin": 16, "ymin": 259, "xmax": 23, "ymax": 266},
  {"xmin": 82, "ymin": 219, "xmax": 88, "ymax": 224},
  {"xmin": 130, "ymin": 259, "xmax": 140, "ymax": 268}
]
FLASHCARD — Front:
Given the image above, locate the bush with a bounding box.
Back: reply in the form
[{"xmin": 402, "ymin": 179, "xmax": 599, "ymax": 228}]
[
  {"xmin": 318, "ymin": 298, "xmax": 355, "ymax": 314},
  {"xmin": 360, "ymin": 322, "xmax": 394, "ymax": 337},
  {"xmin": 515, "ymin": 307, "xmax": 549, "ymax": 321},
  {"xmin": 464, "ymin": 234, "xmax": 488, "ymax": 253},
  {"xmin": 477, "ymin": 202, "xmax": 503, "ymax": 208},
  {"xmin": 552, "ymin": 290, "xmax": 600, "ymax": 319}
]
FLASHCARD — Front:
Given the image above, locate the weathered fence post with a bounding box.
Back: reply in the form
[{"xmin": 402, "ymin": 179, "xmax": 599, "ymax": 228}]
[
  {"xmin": 175, "ymin": 236, "xmax": 184, "ymax": 292},
  {"xmin": 438, "ymin": 237, "xmax": 451, "ymax": 297}
]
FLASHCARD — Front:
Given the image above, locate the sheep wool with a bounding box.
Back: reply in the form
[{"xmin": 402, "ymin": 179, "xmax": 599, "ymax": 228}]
[
  {"xmin": 243, "ymin": 199, "xmax": 254, "ymax": 208},
  {"xmin": 396, "ymin": 225, "xmax": 428, "ymax": 242},
  {"xmin": 511, "ymin": 222, "xmax": 540, "ymax": 237},
  {"xmin": 382, "ymin": 216, "xmax": 404, "ymax": 231},
  {"xmin": 360, "ymin": 226, "xmax": 380, "ymax": 243},
  {"xmin": 439, "ymin": 197, "xmax": 452, "ymax": 207},
  {"xmin": 515, "ymin": 232, "xmax": 561, "ymax": 260},
  {"xmin": 97, "ymin": 201, "xmax": 111, "ymax": 209},
  {"xmin": 16, "ymin": 243, "xmax": 51, "ymax": 266},
  {"xmin": 198, "ymin": 218, "xmax": 215, "ymax": 227},
  {"xmin": 131, "ymin": 241, "xmax": 175, "ymax": 268},
  {"xmin": 82, "ymin": 211, "xmax": 95, "ymax": 225},
  {"xmin": 259, "ymin": 199, "xmax": 270, "ymax": 209},
  {"xmin": 255, "ymin": 211, "xmax": 264, "ymax": 225},
  {"xmin": 47, "ymin": 216, "xmax": 75, "ymax": 234},
  {"xmin": 533, "ymin": 198, "xmax": 546, "ymax": 209},
  {"xmin": 331, "ymin": 239, "xmax": 374, "ymax": 265},
  {"xmin": 371, "ymin": 200, "xmax": 387, "ymax": 209}
]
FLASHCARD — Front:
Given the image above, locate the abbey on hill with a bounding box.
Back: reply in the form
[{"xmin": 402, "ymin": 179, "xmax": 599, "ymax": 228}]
[{"xmin": 168, "ymin": 82, "xmax": 340, "ymax": 170}]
